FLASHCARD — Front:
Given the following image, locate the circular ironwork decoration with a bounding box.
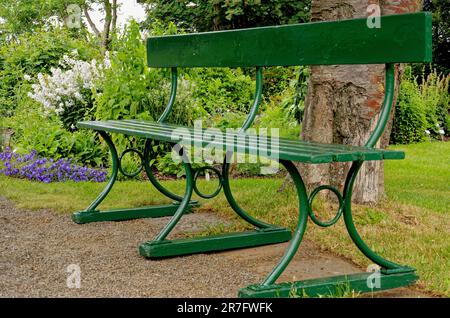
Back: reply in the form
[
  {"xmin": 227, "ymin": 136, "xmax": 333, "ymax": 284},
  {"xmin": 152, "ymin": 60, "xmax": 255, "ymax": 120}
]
[
  {"xmin": 119, "ymin": 148, "xmax": 144, "ymax": 178},
  {"xmin": 193, "ymin": 166, "xmax": 223, "ymax": 199},
  {"xmin": 308, "ymin": 185, "xmax": 344, "ymax": 227}
]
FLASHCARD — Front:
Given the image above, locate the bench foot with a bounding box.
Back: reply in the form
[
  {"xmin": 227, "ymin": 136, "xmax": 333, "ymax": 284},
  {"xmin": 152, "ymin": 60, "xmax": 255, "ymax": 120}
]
[
  {"xmin": 72, "ymin": 201, "xmax": 199, "ymax": 224},
  {"xmin": 139, "ymin": 227, "xmax": 292, "ymax": 259},
  {"xmin": 238, "ymin": 270, "xmax": 419, "ymax": 298}
]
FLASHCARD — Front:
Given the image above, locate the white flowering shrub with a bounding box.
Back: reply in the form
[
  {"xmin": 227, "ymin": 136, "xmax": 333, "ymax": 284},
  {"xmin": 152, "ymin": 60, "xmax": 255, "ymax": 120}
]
[{"xmin": 28, "ymin": 51, "xmax": 111, "ymax": 131}]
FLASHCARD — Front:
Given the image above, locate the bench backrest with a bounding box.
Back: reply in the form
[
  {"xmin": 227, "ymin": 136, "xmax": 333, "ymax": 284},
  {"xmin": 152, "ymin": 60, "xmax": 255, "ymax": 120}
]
[{"xmin": 147, "ymin": 12, "xmax": 432, "ymax": 68}]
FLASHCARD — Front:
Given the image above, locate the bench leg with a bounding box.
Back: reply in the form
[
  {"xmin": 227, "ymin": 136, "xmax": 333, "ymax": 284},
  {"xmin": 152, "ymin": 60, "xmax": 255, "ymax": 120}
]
[
  {"xmin": 143, "ymin": 139, "xmax": 186, "ymax": 202},
  {"xmin": 238, "ymin": 160, "xmax": 418, "ymax": 298},
  {"xmin": 222, "ymin": 161, "xmax": 279, "ymax": 230},
  {"xmin": 72, "ymin": 132, "xmax": 198, "ymax": 224},
  {"xmin": 72, "ymin": 203, "xmax": 199, "ymax": 224},
  {"xmin": 139, "ymin": 154, "xmax": 292, "ymax": 259}
]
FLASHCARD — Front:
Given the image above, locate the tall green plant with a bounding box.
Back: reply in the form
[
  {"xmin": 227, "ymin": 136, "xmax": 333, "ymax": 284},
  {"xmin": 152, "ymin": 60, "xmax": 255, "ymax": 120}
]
[
  {"xmin": 187, "ymin": 67, "xmax": 254, "ymax": 116},
  {"xmin": 391, "ymin": 67, "xmax": 449, "ymax": 144},
  {"xmin": 93, "ymin": 20, "xmax": 200, "ymax": 160},
  {"xmin": 7, "ymin": 100, "xmax": 106, "ymax": 167},
  {"xmin": 420, "ymin": 69, "xmax": 450, "ymax": 136}
]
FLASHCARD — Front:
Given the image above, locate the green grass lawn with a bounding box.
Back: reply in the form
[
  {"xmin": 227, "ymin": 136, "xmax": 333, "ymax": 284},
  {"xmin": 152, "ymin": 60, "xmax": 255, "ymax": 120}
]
[
  {"xmin": 385, "ymin": 142, "xmax": 450, "ymax": 214},
  {"xmin": 0, "ymin": 141, "xmax": 449, "ymax": 296}
]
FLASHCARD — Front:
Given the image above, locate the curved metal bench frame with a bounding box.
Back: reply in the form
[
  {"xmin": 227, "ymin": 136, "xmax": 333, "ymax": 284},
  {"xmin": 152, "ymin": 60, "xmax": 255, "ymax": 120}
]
[
  {"xmin": 240, "ymin": 64, "xmax": 418, "ymax": 297},
  {"xmin": 72, "ymin": 66, "xmax": 292, "ymax": 251}
]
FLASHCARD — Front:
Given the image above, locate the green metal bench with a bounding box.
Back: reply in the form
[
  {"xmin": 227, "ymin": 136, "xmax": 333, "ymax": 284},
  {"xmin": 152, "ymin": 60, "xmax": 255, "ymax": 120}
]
[{"xmin": 73, "ymin": 12, "xmax": 432, "ymax": 297}]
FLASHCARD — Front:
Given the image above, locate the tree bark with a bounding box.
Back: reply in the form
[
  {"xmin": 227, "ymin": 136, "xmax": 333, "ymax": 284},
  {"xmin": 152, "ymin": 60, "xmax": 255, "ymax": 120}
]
[
  {"xmin": 297, "ymin": 0, "xmax": 421, "ymax": 204},
  {"xmin": 82, "ymin": 1, "xmax": 117, "ymax": 54},
  {"xmin": 84, "ymin": 5, "xmax": 101, "ymax": 38},
  {"xmin": 111, "ymin": 0, "xmax": 118, "ymax": 35},
  {"xmin": 101, "ymin": 0, "xmax": 113, "ymax": 52}
]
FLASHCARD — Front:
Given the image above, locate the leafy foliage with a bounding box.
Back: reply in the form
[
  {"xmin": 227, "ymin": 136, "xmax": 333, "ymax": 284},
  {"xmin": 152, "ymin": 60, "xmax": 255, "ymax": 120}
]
[
  {"xmin": 93, "ymin": 20, "xmax": 200, "ymax": 158},
  {"xmin": 428, "ymin": 0, "xmax": 450, "ymax": 76},
  {"xmin": 5, "ymin": 101, "xmax": 107, "ymax": 167},
  {"xmin": 391, "ymin": 67, "xmax": 449, "ymax": 144},
  {"xmin": 257, "ymin": 95, "xmax": 302, "ymax": 140},
  {"xmin": 0, "ymin": 0, "xmax": 79, "ymax": 36},
  {"xmin": 188, "ymin": 67, "xmax": 254, "ymax": 116},
  {"xmin": 142, "ymin": 0, "xmax": 311, "ymax": 32},
  {"xmin": 154, "ymin": 152, "xmax": 207, "ymax": 178},
  {"xmin": 0, "ymin": 26, "xmax": 105, "ymax": 168},
  {"xmin": 0, "ymin": 27, "xmax": 100, "ymax": 118}
]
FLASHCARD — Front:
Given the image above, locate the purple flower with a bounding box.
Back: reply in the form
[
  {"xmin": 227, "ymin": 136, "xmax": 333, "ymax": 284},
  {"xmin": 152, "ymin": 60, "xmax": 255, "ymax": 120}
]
[{"xmin": 0, "ymin": 149, "xmax": 107, "ymax": 183}]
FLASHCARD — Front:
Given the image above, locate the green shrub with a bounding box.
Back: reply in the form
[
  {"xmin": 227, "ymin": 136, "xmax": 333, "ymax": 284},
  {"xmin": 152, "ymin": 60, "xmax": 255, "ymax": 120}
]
[
  {"xmin": 263, "ymin": 66, "xmax": 298, "ymax": 98},
  {"xmin": 0, "ymin": 27, "xmax": 105, "ymax": 166},
  {"xmin": 0, "ymin": 27, "xmax": 100, "ymax": 118},
  {"xmin": 6, "ymin": 101, "xmax": 106, "ymax": 167},
  {"xmin": 391, "ymin": 67, "xmax": 449, "ymax": 144},
  {"xmin": 93, "ymin": 21, "xmax": 258, "ymax": 174},
  {"xmin": 213, "ymin": 112, "xmax": 248, "ymax": 131},
  {"xmin": 94, "ymin": 21, "xmax": 200, "ymax": 153},
  {"xmin": 187, "ymin": 67, "xmax": 255, "ymax": 116},
  {"xmin": 420, "ymin": 69, "xmax": 450, "ymax": 137},
  {"xmin": 256, "ymin": 81, "xmax": 302, "ymax": 140},
  {"xmin": 155, "ymin": 151, "xmax": 208, "ymax": 178},
  {"xmin": 391, "ymin": 78, "xmax": 428, "ymax": 144}
]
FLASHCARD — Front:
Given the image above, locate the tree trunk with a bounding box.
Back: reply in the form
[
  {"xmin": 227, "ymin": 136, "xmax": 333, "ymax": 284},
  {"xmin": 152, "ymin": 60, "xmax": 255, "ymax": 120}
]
[
  {"xmin": 111, "ymin": 0, "xmax": 118, "ymax": 35},
  {"xmin": 298, "ymin": 0, "xmax": 421, "ymax": 204},
  {"xmin": 83, "ymin": 0, "xmax": 118, "ymax": 54},
  {"xmin": 101, "ymin": 0, "xmax": 113, "ymax": 52}
]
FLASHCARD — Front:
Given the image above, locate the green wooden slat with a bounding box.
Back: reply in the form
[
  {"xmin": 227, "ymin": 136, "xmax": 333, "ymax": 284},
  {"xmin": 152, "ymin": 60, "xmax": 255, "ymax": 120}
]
[
  {"xmin": 147, "ymin": 12, "xmax": 432, "ymax": 68},
  {"xmin": 77, "ymin": 121, "xmax": 403, "ymax": 162},
  {"xmin": 139, "ymin": 228, "xmax": 292, "ymax": 259},
  {"xmin": 77, "ymin": 121, "xmax": 347, "ymax": 163},
  {"xmin": 105, "ymin": 120, "xmax": 388, "ymax": 160},
  {"xmin": 382, "ymin": 151, "xmax": 405, "ymax": 160},
  {"xmin": 78, "ymin": 121, "xmax": 333, "ymax": 162},
  {"xmin": 77, "ymin": 120, "xmax": 404, "ymax": 163},
  {"xmin": 122, "ymin": 120, "xmax": 404, "ymax": 160},
  {"xmin": 238, "ymin": 271, "xmax": 419, "ymax": 298},
  {"xmin": 108, "ymin": 120, "xmax": 349, "ymax": 158},
  {"xmin": 81, "ymin": 125, "xmax": 333, "ymax": 163},
  {"xmin": 119, "ymin": 119, "xmax": 403, "ymax": 161}
]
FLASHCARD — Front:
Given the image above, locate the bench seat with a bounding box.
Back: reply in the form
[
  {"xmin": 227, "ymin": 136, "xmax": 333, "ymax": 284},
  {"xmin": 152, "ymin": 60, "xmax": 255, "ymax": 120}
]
[{"xmin": 78, "ymin": 120, "xmax": 404, "ymax": 164}]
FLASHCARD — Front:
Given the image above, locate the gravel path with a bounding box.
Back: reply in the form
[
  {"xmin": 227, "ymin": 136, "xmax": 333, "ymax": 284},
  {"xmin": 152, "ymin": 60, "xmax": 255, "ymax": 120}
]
[{"xmin": 0, "ymin": 197, "xmax": 431, "ymax": 298}]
